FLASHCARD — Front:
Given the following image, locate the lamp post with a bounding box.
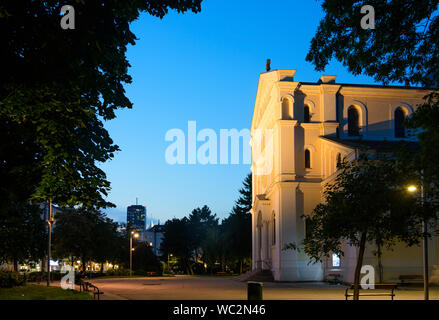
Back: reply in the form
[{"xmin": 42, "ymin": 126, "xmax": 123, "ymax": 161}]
[
  {"xmin": 130, "ymin": 231, "xmax": 139, "ymax": 277},
  {"xmin": 167, "ymin": 253, "xmax": 173, "ymax": 274},
  {"xmin": 408, "ymin": 182, "xmax": 429, "ymax": 300},
  {"xmin": 46, "ymin": 200, "xmax": 55, "ymax": 287}
]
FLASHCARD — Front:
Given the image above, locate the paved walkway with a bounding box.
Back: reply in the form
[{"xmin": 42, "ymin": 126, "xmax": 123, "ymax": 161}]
[{"xmin": 77, "ymin": 276, "xmax": 439, "ymax": 300}]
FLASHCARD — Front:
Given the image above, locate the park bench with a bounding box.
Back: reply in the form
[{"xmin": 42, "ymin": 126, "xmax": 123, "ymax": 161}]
[
  {"xmin": 345, "ymin": 283, "xmax": 397, "ymax": 300},
  {"xmin": 79, "ymin": 279, "xmax": 104, "ymax": 300},
  {"xmin": 399, "ymin": 275, "xmax": 423, "ymax": 285}
]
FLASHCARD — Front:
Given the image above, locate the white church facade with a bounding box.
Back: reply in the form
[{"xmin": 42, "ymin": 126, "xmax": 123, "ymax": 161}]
[{"xmin": 250, "ymin": 69, "xmax": 439, "ymax": 282}]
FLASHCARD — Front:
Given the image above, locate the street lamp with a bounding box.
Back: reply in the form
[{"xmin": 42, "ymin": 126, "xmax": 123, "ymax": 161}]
[
  {"xmin": 130, "ymin": 231, "xmax": 139, "ymax": 277},
  {"xmin": 407, "ymin": 182, "xmax": 429, "ymax": 300},
  {"xmin": 46, "ymin": 200, "xmax": 55, "ymax": 287},
  {"xmin": 167, "ymin": 253, "xmax": 173, "ymax": 274}
]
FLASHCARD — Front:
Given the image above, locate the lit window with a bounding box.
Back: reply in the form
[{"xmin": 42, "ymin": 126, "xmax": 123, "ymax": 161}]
[{"xmin": 332, "ymin": 253, "xmax": 340, "ymax": 267}]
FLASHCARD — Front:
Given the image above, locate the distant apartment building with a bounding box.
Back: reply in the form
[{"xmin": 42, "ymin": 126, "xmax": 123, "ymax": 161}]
[
  {"xmin": 127, "ymin": 204, "xmax": 147, "ymax": 241},
  {"xmin": 145, "ymin": 223, "xmax": 165, "ymax": 256}
]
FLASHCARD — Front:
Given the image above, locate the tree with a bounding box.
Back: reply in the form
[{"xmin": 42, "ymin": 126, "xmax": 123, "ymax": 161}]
[
  {"xmin": 188, "ymin": 205, "xmax": 219, "ymax": 264},
  {"xmin": 0, "ymin": 0, "xmax": 203, "ymax": 209},
  {"xmin": 132, "ymin": 243, "xmax": 162, "ymax": 274},
  {"xmin": 200, "ymin": 227, "xmax": 221, "ymax": 274},
  {"xmin": 297, "ymin": 153, "xmax": 421, "ymax": 300},
  {"xmin": 52, "ymin": 207, "xmax": 123, "ymax": 271},
  {"xmin": 222, "ymin": 173, "xmax": 252, "ymax": 274},
  {"xmin": 160, "ymin": 217, "xmax": 195, "ymax": 274},
  {"xmin": 0, "ymin": 203, "xmax": 46, "ymax": 271},
  {"xmin": 306, "ymin": 0, "xmax": 439, "ymax": 87}
]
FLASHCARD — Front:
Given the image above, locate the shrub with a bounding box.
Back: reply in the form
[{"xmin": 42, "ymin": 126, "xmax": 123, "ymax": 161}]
[
  {"xmin": 0, "ymin": 271, "xmax": 27, "ymax": 288},
  {"xmin": 104, "ymin": 269, "xmax": 130, "ymax": 277}
]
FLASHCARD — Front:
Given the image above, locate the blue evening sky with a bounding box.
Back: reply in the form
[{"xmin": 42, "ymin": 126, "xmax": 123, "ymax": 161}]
[{"xmin": 101, "ymin": 0, "xmax": 384, "ymax": 224}]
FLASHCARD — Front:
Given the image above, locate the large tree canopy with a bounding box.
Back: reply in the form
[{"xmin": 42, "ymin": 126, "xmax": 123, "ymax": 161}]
[
  {"xmin": 306, "ymin": 0, "xmax": 439, "ymax": 87},
  {"xmin": 300, "ymin": 153, "xmax": 421, "ymax": 299},
  {"xmin": 0, "ymin": 0, "xmax": 202, "ymax": 208}
]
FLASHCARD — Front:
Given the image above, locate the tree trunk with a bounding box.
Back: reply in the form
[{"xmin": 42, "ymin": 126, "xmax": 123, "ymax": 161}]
[
  {"xmin": 377, "ymin": 243, "xmax": 383, "ymax": 284},
  {"xmin": 353, "ymin": 232, "xmax": 367, "ymax": 300},
  {"xmin": 239, "ymin": 259, "xmax": 243, "ymax": 274},
  {"xmin": 81, "ymin": 258, "xmax": 86, "ymax": 274},
  {"xmin": 101, "ymin": 262, "xmax": 104, "ymax": 274},
  {"xmin": 13, "ymin": 257, "xmax": 18, "ymax": 272}
]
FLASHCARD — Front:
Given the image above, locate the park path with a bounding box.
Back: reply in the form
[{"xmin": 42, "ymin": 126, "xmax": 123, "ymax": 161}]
[{"xmin": 36, "ymin": 276, "xmax": 439, "ymax": 300}]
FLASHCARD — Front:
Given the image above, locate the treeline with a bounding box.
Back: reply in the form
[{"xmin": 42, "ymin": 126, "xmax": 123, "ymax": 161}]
[
  {"xmin": 0, "ymin": 205, "xmax": 161, "ymax": 274},
  {"xmin": 161, "ymin": 174, "xmax": 252, "ymax": 275}
]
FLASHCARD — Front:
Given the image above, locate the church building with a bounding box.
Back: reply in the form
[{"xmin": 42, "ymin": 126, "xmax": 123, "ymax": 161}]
[{"xmin": 250, "ymin": 69, "xmax": 439, "ymax": 282}]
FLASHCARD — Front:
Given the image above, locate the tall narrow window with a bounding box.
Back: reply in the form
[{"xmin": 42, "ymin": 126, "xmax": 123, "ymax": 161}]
[
  {"xmin": 332, "ymin": 253, "xmax": 341, "ymax": 267},
  {"xmin": 272, "ymin": 213, "xmax": 276, "ymax": 245},
  {"xmin": 304, "ymin": 105, "xmax": 310, "ymax": 123},
  {"xmin": 348, "ymin": 106, "xmax": 360, "ymax": 136},
  {"xmin": 282, "ymin": 98, "xmax": 292, "ymax": 120},
  {"xmin": 395, "ymin": 107, "xmax": 405, "ymax": 137},
  {"xmin": 305, "ymin": 149, "xmax": 311, "ymax": 169}
]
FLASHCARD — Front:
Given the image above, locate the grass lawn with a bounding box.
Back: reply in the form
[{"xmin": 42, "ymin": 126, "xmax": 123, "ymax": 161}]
[{"xmin": 0, "ymin": 285, "xmax": 93, "ymax": 300}]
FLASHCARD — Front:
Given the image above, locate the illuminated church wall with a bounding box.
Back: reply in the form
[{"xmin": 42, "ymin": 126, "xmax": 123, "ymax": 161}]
[{"xmin": 250, "ymin": 69, "xmax": 438, "ymax": 282}]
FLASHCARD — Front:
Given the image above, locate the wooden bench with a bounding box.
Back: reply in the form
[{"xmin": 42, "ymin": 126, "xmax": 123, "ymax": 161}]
[
  {"xmin": 399, "ymin": 275, "xmax": 423, "ymax": 285},
  {"xmin": 79, "ymin": 279, "xmax": 104, "ymax": 300},
  {"xmin": 345, "ymin": 283, "xmax": 397, "ymax": 300}
]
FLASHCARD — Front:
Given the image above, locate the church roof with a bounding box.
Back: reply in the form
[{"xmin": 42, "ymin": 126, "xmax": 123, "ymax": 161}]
[{"xmin": 320, "ymin": 136, "xmax": 419, "ymax": 152}]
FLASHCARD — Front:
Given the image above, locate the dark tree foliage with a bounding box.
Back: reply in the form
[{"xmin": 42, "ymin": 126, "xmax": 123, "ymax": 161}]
[
  {"xmin": 160, "ymin": 217, "xmax": 195, "ymax": 274},
  {"xmin": 132, "ymin": 243, "xmax": 162, "ymax": 274},
  {"xmin": 0, "ymin": 203, "xmax": 46, "ymax": 270},
  {"xmin": 306, "ymin": 0, "xmax": 439, "ymax": 87},
  {"xmin": 222, "ymin": 173, "xmax": 252, "ymax": 273},
  {"xmin": 189, "ymin": 205, "xmax": 219, "ymax": 249},
  {"xmin": 160, "ymin": 175, "xmax": 252, "ymax": 275},
  {"xmin": 405, "ymin": 93, "xmax": 439, "ymax": 202},
  {"xmin": 52, "ymin": 207, "xmax": 126, "ymax": 270},
  {"xmin": 0, "ymin": 0, "xmax": 202, "ymax": 209}
]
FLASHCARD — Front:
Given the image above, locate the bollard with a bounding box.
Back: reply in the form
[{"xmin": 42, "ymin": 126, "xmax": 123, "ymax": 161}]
[{"xmin": 248, "ymin": 281, "xmax": 263, "ymax": 300}]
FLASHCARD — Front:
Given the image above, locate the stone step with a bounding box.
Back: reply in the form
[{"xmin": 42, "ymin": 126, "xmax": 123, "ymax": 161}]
[{"xmin": 235, "ymin": 270, "xmax": 274, "ymax": 282}]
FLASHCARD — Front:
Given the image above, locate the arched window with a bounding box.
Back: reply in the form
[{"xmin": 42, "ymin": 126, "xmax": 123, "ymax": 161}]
[
  {"xmin": 305, "ymin": 149, "xmax": 311, "ymax": 169},
  {"xmin": 282, "ymin": 98, "xmax": 292, "ymax": 120},
  {"xmin": 336, "ymin": 153, "xmax": 342, "ymax": 169},
  {"xmin": 395, "ymin": 107, "xmax": 406, "ymax": 137},
  {"xmin": 272, "ymin": 212, "xmax": 276, "ymax": 245},
  {"xmin": 304, "ymin": 105, "xmax": 311, "ymax": 123},
  {"xmin": 348, "ymin": 106, "xmax": 360, "ymax": 136}
]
